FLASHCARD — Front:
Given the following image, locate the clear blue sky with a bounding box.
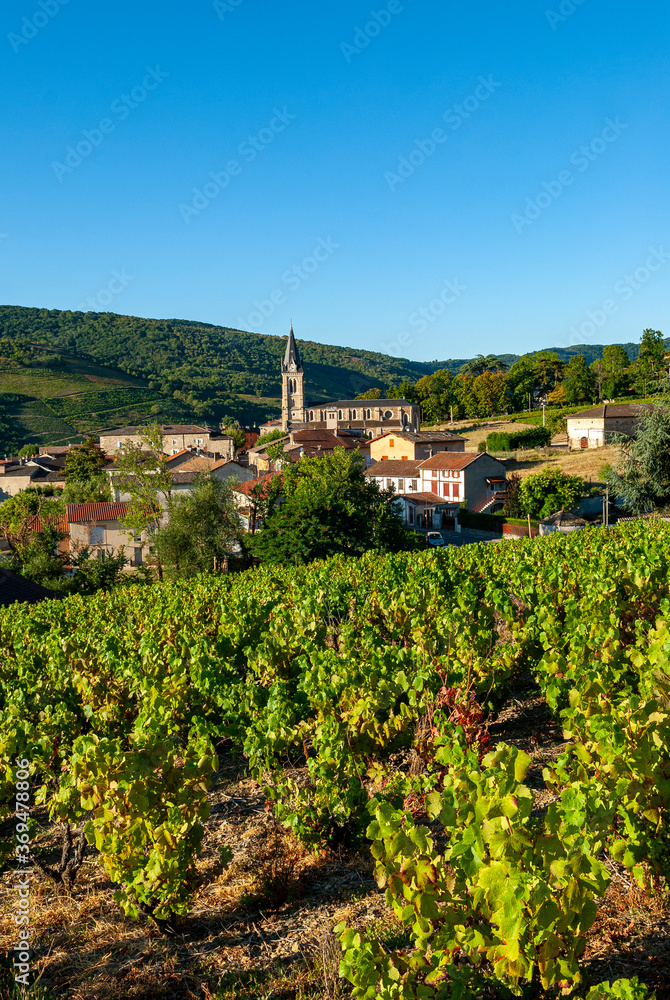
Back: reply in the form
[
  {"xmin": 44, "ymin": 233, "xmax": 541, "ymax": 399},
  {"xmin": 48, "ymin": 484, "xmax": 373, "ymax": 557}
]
[{"xmin": 1, "ymin": 0, "xmax": 668, "ymax": 361}]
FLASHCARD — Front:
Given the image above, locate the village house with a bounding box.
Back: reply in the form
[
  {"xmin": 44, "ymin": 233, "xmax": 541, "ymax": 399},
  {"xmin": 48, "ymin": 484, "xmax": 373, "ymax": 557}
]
[
  {"xmin": 24, "ymin": 502, "xmax": 146, "ymax": 567},
  {"xmin": 0, "ymin": 456, "xmax": 66, "ymax": 501},
  {"xmin": 99, "ymin": 424, "xmax": 235, "ymax": 460},
  {"xmin": 365, "ymin": 451, "xmax": 507, "ymax": 515},
  {"xmin": 369, "ymin": 430, "xmax": 465, "ymax": 463},
  {"xmin": 67, "ymin": 501, "xmax": 147, "ymax": 567},
  {"xmin": 567, "ymin": 403, "xmax": 654, "ymax": 450}
]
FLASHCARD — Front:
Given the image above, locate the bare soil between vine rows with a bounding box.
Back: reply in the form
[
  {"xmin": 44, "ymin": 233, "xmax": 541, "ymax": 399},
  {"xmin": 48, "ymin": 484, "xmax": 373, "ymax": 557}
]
[{"xmin": 1, "ymin": 679, "xmax": 668, "ymax": 1000}]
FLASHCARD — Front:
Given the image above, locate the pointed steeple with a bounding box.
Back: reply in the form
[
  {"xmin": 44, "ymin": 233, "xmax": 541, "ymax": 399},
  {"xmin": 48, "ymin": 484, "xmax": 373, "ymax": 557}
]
[{"xmin": 282, "ymin": 325, "xmax": 302, "ymax": 370}]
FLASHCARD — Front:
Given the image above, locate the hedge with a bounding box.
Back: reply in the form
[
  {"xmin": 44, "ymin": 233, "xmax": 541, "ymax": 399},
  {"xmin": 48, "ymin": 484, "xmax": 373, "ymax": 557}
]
[{"xmin": 485, "ymin": 426, "xmax": 551, "ymax": 452}]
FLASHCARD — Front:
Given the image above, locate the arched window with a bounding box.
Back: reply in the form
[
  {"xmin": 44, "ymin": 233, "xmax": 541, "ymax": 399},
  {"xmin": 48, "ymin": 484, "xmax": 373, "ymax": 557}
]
[
  {"xmin": 352, "ymin": 409, "xmax": 357, "ymax": 420},
  {"xmin": 338, "ymin": 410, "xmax": 343, "ymax": 419}
]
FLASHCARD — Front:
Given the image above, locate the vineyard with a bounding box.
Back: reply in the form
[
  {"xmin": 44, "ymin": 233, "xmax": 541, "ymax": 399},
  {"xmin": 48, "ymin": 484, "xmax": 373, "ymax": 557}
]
[{"xmin": 1, "ymin": 522, "xmax": 669, "ymax": 999}]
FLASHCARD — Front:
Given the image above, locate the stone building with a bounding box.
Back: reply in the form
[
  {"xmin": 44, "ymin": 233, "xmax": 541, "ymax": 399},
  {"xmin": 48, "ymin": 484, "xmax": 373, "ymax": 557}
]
[
  {"xmin": 278, "ymin": 326, "xmax": 420, "ymax": 436},
  {"xmin": 566, "ymin": 404, "xmax": 654, "ymax": 450},
  {"xmin": 99, "ymin": 424, "xmax": 235, "ymax": 460}
]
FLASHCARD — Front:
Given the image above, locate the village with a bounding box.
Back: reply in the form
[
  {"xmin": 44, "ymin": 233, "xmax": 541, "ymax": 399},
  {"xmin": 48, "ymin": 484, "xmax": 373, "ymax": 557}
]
[{"xmin": 0, "ymin": 328, "xmax": 663, "ymax": 606}]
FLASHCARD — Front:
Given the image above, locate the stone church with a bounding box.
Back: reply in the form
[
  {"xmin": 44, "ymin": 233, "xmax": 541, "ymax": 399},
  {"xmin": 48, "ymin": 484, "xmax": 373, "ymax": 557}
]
[{"xmin": 279, "ymin": 327, "xmax": 421, "ymax": 437}]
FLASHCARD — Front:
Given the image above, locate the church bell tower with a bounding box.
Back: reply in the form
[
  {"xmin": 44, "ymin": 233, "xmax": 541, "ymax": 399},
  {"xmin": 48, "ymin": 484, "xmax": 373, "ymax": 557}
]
[{"xmin": 281, "ymin": 325, "xmax": 305, "ymax": 430}]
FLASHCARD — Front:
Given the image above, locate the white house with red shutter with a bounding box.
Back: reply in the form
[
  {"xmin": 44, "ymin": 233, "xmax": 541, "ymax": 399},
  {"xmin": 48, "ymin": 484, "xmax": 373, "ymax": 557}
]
[{"xmin": 365, "ymin": 452, "xmax": 507, "ymax": 528}]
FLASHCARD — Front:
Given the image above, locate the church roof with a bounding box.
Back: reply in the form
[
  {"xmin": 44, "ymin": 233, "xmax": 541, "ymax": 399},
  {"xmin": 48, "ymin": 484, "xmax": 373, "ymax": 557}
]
[
  {"xmin": 304, "ymin": 398, "xmax": 415, "ymax": 408},
  {"xmin": 283, "ymin": 326, "xmax": 302, "ymax": 370}
]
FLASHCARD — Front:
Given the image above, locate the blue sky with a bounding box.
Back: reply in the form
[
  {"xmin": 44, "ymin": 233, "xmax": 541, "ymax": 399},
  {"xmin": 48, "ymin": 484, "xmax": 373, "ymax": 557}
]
[{"xmin": 0, "ymin": 0, "xmax": 668, "ymax": 362}]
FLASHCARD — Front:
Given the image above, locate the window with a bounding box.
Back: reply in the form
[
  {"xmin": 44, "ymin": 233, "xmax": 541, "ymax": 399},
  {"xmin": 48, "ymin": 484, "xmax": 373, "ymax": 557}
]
[
  {"xmin": 173, "ymin": 439, "xmax": 178, "ymax": 445},
  {"xmin": 381, "ymin": 455, "xmax": 388, "ymax": 461},
  {"xmin": 443, "ymin": 483, "xmax": 449, "ymax": 497},
  {"xmin": 89, "ymin": 525, "xmax": 105, "ymax": 546},
  {"xmin": 387, "ymin": 479, "xmax": 394, "ymax": 489},
  {"xmin": 384, "ymin": 410, "xmax": 393, "ymax": 420},
  {"xmin": 196, "ymin": 438, "xmax": 203, "ymax": 445},
  {"xmin": 409, "ymin": 507, "xmax": 414, "ymax": 524},
  {"xmin": 389, "ymin": 439, "xmax": 395, "ymax": 447},
  {"xmin": 352, "ymin": 410, "xmax": 357, "ymax": 420},
  {"xmin": 401, "ymin": 455, "xmax": 408, "ymax": 460},
  {"xmin": 398, "ymin": 479, "xmax": 404, "ymax": 492},
  {"xmin": 338, "ymin": 410, "xmax": 343, "ymax": 419},
  {"xmin": 410, "ymin": 480, "xmax": 418, "ymax": 491},
  {"xmin": 117, "ymin": 441, "xmax": 122, "ymax": 449},
  {"xmin": 134, "ymin": 547, "xmax": 143, "ymax": 567},
  {"xmin": 452, "ymin": 483, "xmax": 459, "ymax": 498}
]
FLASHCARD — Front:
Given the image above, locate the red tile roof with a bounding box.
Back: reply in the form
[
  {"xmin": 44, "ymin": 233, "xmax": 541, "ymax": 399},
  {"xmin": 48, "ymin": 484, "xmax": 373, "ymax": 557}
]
[
  {"xmin": 233, "ymin": 472, "xmax": 283, "ymax": 497},
  {"xmin": 66, "ymin": 502, "xmax": 129, "ymax": 523},
  {"xmin": 365, "ymin": 460, "xmax": 423, "ymax": 477},
  {"xmin": 397, "ymin": 492, "xmax": 455, "ymax": 504},
  {"xmin": 418, "ymin": 453, "xmax": 483, "ymax": 471}
]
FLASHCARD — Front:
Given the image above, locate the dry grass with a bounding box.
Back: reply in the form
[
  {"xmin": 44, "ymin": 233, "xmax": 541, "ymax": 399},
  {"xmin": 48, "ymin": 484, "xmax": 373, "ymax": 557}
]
[
  {"xmin": 428, "ymin": 419, "xmax": 538, "ymax": 452},
  {"xmin": 507, "ymin": 444, "xmax": 619, "ymax": 483}
]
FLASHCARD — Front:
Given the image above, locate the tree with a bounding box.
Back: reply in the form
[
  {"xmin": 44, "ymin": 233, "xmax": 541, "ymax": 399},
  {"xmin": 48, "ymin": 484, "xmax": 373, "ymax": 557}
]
[
  {"xmin": 501, "ymin": 473, "xmax": 522, "ymax": 517},
  {"xmin": 414, "ymin": 370, "xmax": 456, "ymax": 423},
  {"xmin": 631, "ymin": 329, "xmax": 666, "ymax": 397},
  {"xmin": 518, "ymin": 467, "xmax": 586, "ymax": 518},
  {"xmin": 355, "ymin": 387, "xmax": 382, "ymax": 400},
  {"xmin": 115, "ymin": 424, "xmax": 173, "ymax": 580},
  {"xmin": 562, "ymin": 355, "xmax": 595, "ymax": 404},
  {"xmin": 533, "ymin": 352, "xmax": 566, "ymax": 396},
  {"xmin": 220, "ymin": 421, "xmax": 247, "ymax": 451},
  {"xmin": 0, "ymin": 488, "xmax": 65, "ymax": 556},
  {"xmin": 508, "ymin": 356, "xmax": 537, "ymax": 410},
  {"xmin": 64, "ymin": 438, "xmax": 107, "ymax": 480},
  {"xmin": 471, "ymin": 371, "xmax": 510, "ymax": 417},
  {"xmin": 601, "ymin": 345, "xmax": 630, "ymax": 399},
  {"xmin": 386, "ymin": 380, "xmax": 419, "ymax": 404},
  {"xmin": 18, "ymin": 444, "xmax": 39, "ymax": 458},
  {"xmin": 459, "ymin": 354, "xmax": 508, "ymax": 377},
  {"xmin": 248, "ymin": 449, "xmax": 420, "ymax": 565},
  {"xmin": 155, "ymin": 474, "xmax": 242, "ymax": 579},
  {"xmin": 606, "ymin": 405, "xmax": 670, "ymax": 514}
]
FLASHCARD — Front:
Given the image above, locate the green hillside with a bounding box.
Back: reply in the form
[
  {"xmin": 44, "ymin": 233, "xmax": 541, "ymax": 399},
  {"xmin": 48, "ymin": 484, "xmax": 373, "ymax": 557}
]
[{"xmin": 0, "ymin": 304, "xmax": 665, "ymax": 452}]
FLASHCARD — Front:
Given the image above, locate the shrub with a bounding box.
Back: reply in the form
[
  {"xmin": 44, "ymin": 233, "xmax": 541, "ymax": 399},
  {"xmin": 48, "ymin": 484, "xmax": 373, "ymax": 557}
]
[{"xmin": 486, "ymin": 426, "xmax": 551, "ymax": 452}]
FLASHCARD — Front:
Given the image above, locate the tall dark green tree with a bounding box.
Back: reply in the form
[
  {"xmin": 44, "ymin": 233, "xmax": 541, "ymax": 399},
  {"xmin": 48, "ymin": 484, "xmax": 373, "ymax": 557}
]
[
  {"xmin": 248, "ymin": 449, "xmax": 420, "ymax": 565},
  {"xmin": 606, "ymin": 405, "xmax": 670, "ymax": 513},
  {"xmin": 631, "ymin": 329, "xmax": 665, "ymax": 397},
  {"xmin": 562, "ymin": 355, "xmax": 596, "ymax": 404}
]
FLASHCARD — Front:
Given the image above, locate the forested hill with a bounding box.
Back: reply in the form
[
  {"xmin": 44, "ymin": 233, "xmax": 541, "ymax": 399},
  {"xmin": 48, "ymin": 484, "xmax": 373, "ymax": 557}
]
[
  {"xmin": 0, "ymin": 304, "xmax": 661, "ymax": 452},
  {"xmin": 0, "ymin": 305, "xmax": 653, "ymax": 400},
  {"xmin": 0, "ymin": 306, "xmax": 434, "ymax": 405}
]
